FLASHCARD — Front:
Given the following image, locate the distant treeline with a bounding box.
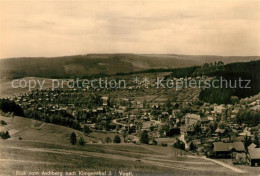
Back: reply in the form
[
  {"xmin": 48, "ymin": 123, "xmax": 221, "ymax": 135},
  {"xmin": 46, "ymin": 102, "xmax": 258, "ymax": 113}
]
[
  {"xmin": 48, "ymin": 67, "xmax": 199, "ymax": 79},
  {"xmin": 115, "ymin": 68, "xmax": 175, "ymax": 75},
  {"xmin": 87, "ymin": 66, "xmax": 200, "ymax": 78}
]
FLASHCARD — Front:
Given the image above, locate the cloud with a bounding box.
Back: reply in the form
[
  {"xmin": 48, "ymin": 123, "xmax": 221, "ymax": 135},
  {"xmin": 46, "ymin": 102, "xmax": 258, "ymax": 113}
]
[{"xmin": 0, "ymin": 0, "xmax": 259, "ymax": 58}]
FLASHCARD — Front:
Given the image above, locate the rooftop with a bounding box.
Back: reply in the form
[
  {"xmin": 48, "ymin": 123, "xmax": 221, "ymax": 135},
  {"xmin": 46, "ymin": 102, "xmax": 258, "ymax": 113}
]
[
  {"xmin": 185, "ymin": 113, "xmax": 200, "ymax": 120},
  {"xmin": 248, "ymin": 148, "xmax": 260, "ymax": 159},
  {"xmin": 213, "ymin": 142, "xmax": 245, "ymax": 152}
]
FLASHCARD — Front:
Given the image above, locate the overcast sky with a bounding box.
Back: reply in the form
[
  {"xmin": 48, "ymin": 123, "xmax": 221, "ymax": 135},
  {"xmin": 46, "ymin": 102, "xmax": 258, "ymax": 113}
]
[{"xmin": 0, "ymin": 0, "xmax": 259, "ymax": 58}]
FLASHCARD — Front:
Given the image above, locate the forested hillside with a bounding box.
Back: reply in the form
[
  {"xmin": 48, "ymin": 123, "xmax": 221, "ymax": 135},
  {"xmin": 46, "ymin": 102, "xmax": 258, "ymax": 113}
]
[
  {"xmin": 0, "ymin": 99, "xmax": 24, "ymax": 116},
  {"xmin": 1, "ymin": 54, "xmax": 259, "ymax": 79},
  {"xmin": 198, "ymin": 60, "xmax": 260, "ymax": 104}
]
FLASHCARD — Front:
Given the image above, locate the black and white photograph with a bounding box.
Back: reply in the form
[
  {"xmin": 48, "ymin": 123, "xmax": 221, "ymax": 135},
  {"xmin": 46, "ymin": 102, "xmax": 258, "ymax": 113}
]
[{"xmin": 0, "ymin": 0, "xmax": 259, "ymax": 175}]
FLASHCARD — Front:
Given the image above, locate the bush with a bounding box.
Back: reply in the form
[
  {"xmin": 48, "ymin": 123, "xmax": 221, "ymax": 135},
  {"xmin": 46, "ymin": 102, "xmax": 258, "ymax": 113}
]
[
  {"xmin": 78, "ymin": 136, "xmax": 85, "ymax": 146},
  {"xmin": 113, "ymin": 135, "xmax": 121, "ymax": 143},
  {"xmin": 152, "ymin": 139, "xmax": 157, "ymax": 145},
  {"xmin": 105, "ymin": 137, "xmax": 112, "ymax": 143},
  {"xmin": 0, "ymin": 131, "xmax": 10, "ymax": 139},
  {"xmin": 0, "ymin": 120, "xmax": 7, "ymax": 125}
]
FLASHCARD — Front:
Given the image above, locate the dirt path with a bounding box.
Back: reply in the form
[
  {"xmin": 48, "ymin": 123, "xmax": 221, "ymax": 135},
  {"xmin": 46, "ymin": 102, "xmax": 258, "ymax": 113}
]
[
  {"xmin": 179, "ymin": 132, "xmax": 189, "ymax": 149},
  {"xmin": 112, "ymin": 119, "xmax": 126, "ymax": 127},
  {"xmin": 203, "ymin": 157, "xmax": 246, "ymax": 173},
  {"xmin": 187, "ymin": 155, "xmax": 246, "ymax": 174}
]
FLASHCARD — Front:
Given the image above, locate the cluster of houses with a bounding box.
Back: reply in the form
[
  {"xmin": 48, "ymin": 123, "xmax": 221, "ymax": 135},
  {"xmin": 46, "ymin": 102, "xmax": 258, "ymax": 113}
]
[{"xmin": 183, "ymin": 100, "xmax": 260, "ymax": 167}]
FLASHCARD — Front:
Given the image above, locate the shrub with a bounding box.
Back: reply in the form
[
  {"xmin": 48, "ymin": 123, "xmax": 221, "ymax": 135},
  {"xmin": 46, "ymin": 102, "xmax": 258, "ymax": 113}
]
[
  {"xmin": 105, "ymin": 137, "xmax": 112, "ymax": 143},
  {"xmin": 0, "ymin": 131, "xmax": 10, "ymax": 139},
  {"xmin": 152, "ymin": 139, "xmax": 157, "ymax": 145},
  {"xmin": 0, "ymin": 120, "xmax": 7, "ymax": 125},
  {"xmin": 113, "ymin": 135, "xmax": 121, "ymax": 143},
  {"xmin": 78, "ymin": 136, "xmax": 85, "ymax": 146}
]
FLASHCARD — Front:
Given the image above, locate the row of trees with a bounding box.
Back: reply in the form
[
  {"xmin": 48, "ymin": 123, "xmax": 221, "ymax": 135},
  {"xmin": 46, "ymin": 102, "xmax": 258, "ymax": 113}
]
[
  {"xmin": 69, "ymin": 132, "xmax": 121, "ymax": 145},
  {"xmin": 69, "ymin": 130, "xmax": 150, "ymax": 145},
  {"xmin": 24, "ymin": 110, "xmax": 81, "ymax": 130},
  {"xmin": 70, "ymin": 132, "xmax": 86, "ymax": 146}
]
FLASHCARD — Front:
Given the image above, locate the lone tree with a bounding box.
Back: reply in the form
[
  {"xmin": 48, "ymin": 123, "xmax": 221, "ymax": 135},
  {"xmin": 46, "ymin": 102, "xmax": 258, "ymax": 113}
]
[
  {"xmin": 140, "ymin": 130, "xmax": 149, "ymax": 144},
  {"xmin": 78, "ymin": 136, "xmax": 85, "ymax": 146},
  {"xmin": 113, "ymin": 135, "xmax": 121, "ymax": 143},
  {"xmin": 0, "ymin": 120, "xmax": 7, "ymax": 125},
  {"xmin": 70, "ymin": 132, "xmax": 77, "ymax": 145}
]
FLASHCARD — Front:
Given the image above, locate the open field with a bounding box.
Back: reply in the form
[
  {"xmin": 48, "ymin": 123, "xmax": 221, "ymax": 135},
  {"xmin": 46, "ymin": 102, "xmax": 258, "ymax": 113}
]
[
  {"xmin": 0, "ymin": 116, "xmax": 258, "ymax": 176},
  {"xmin": 0, "ymin": 140, "xmax": 238, "ymax": 176}
]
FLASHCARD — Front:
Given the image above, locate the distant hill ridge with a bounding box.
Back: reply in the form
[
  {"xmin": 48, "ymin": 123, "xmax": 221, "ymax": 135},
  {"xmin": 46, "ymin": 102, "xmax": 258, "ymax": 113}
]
[{"xmin": 0, "ymin": 53, "xmax": 259, "ymax": 79}]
